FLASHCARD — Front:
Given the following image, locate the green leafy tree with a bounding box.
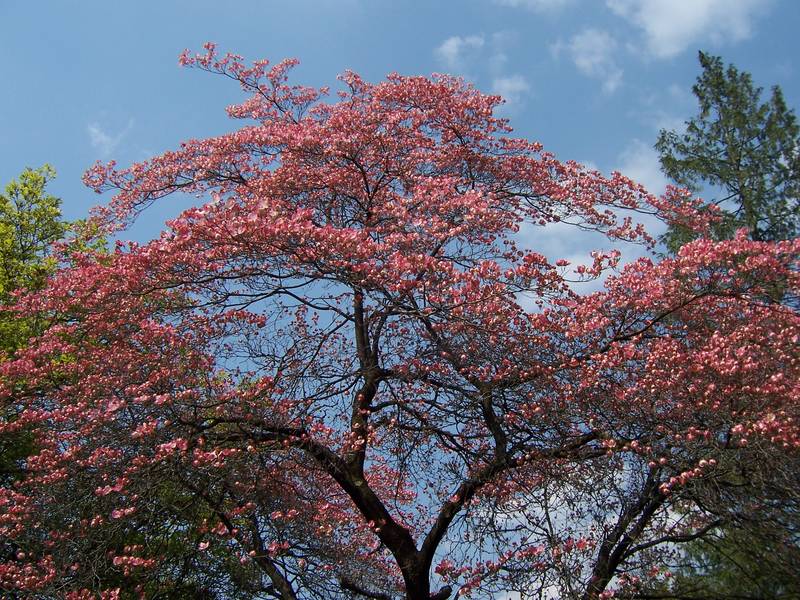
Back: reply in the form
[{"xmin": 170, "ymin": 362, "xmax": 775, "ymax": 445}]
[
  {"xmin": 0, "ymin": 166, "xmax": 68, "ymax": 480},
  {"xmin": 656, "ymin": 51, "xmax": 800, "ymax": 251},
  {"xmin": 656, "ymin": 445, "xmax": 800, "ymax": 600},
  {"xmin": 0, "ymin": 169, "xmax": 250, "ymax": 597},
  {"xmin": 0, "ymin": 169, "xmax": 275, "ymax": 598},
  {"xmin": 667, "ymin": 525, "xmax": 800, "ymax": 599},
  {"xmin": 0, "ymin": 165, "xmax": 67, "ymax": 355}
]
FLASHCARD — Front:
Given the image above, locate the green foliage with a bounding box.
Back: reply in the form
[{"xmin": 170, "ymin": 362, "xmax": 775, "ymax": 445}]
[
  {"xmin": 0, "ymin": 165, "xmax": 67, "ymax": 356},
  {"xmin": 0, "ymin": 166, "xmax": 69, "ymax": 481},
  {"xmin": 0, "ymin": 166, "xmax": 106, "ymax": 356},
  {"xmin": 0, "ymin": 165, "xmax": 65, "ymax": 293},
  {"xmin": 668, "ymin": 525, "xmax": 800, "ymax": 599},
  {"xmin": 656, "ymin": 51, "xmax": 800, "ymax": 251}
]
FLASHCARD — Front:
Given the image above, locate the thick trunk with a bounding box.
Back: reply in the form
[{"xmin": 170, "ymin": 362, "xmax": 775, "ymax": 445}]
[
  {"xmin": 402, "ymin": 567, "xmax": 451, "ymax": 600},
  {"xmin": 403, "ymin": 571, "xmax": 431, "ymax": 600}
]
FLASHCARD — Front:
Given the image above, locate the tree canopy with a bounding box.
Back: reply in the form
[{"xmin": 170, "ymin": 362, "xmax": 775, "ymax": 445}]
[
  {"xmin": 656, "ymin": 51, "xmax": 800, "ymax": 250},
  {"xmin": 0, "ymin": 165, "xmax": 67, "ymax": 354},
  {"xmin": 1, "ymin": 46, "xmax": 798, "ymax": 600}
]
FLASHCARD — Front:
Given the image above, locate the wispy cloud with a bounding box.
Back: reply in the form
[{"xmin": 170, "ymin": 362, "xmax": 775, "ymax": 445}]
[
  {"xmin": 607, "ymin": 0, "xmax": 772, "ymax": 58},
  {"xmin": 491, "ymin": 75, "xmax": 532, "ymax": 109},
  {"xmin": 487, "ymin": 31, "xmax": 517, "ymax": 73},
  {"xmin": 87, "ymin": 118, "xmax": 134, "ymax": 158},
  {"xmin": 434, "ymin": 34, "xmax": 485, "ymax": 72},
  {"xmin": 615, "ymin": 138, "xmax": 668, "ymax": 195},
  {"xmin": 554, "ymin": 28, "xmax": 623, "ymax": 94},
  {"xmin": 493, "ymin": 0, "xmax": 574, "ymax": 12},
  {"xmin": 434, "ymin": 31, "xmax": 532, "ymax": 110}
]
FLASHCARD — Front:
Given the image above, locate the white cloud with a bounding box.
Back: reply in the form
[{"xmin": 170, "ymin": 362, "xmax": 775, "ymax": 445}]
[
  {"xmin": 607, "ymin": 0, "xmax": 772, "ymax": 59},
  {"xmin": 615, "ymin": 138, "xmax": 668, "ymax": 196},
  {"xmin": 487, "ymin": 31, "xmax": 517, "ymax": 74},
  {"xmin": 650, "ymin": 111, "xmax": 686, "ymax": 136},
  {"xmin": 653, "ymin": 86, "xmax": 693, "ymax": 133},
  {"xmin": 87, "ymin": 118, "xmax": 134, "ymax": 158},
  {"xmin": 630, "ymin": 84, "xmax": 692, "ymax": 135},
  {"xmin": 434, "ymin": 34, "xmax": 485, "ymax": 72},
  {"xmin": 491, "ymin": 74, "xmax": 532, "ymax": 108},
  {"xmin": 557, "ymin": 29, "xmax": 623, "ymax": 94},
  {"xmin": 494, "ymin": 0, "xmax": 574, "ymax": 12},
  {"xmin": 433, "ymin": 32, "xmax": 533, "ymax": 109}
]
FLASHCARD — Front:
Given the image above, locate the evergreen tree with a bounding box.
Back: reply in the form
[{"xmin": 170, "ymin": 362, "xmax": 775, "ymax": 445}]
[
  {"xmin": 656, "ymin": 51, "xmax": 800, "ymax": 251},
  {"xmin": 654, "ymin": 54, "xmax": 800, "ymax": 599}
]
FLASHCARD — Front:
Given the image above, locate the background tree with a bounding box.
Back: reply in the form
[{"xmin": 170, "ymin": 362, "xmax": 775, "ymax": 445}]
[
  {"xmin": 0, "ymin": 170, "xmax": 243, "ymax": 598},
  {"xmin": 1, "ymin": 47, "xmax": 798, "ymax": 599},
  {"xmin": 656, "ymin": 51, "xmax": 800, "ymax": 251},
  {"xmin": 0, "ymin": 166, "xmax": 66, "ymax": 352},
  {"xmin": 0, "ymin": 165, "xmax": 68, "ymax": 481},
  {"xmin": 653, "ymin": 53, "xmax": 800, "ymax": 600}
]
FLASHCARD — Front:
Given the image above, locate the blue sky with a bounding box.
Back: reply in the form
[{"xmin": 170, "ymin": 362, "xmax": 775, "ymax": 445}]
[{"xmin": 2, "ymin": 0, "xmax": 798, "ymax": 242}]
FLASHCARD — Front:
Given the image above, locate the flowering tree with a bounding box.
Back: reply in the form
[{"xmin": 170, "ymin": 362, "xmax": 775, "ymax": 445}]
[{"xmin": 1, "ymin": 46, "xmax": 798, "ymax": 600}]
